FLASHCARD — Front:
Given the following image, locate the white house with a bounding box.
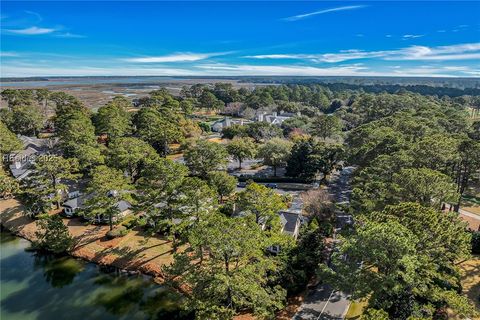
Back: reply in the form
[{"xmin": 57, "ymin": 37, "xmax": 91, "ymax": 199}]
[{"xmin": 255, "ymin": 111, "xmax": 298, "ymax": 126}]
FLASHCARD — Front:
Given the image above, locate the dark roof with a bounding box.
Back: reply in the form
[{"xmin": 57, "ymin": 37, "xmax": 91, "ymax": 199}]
[
  {"xmin": 279, "ymin": 211, "xmax": 300, "ymax": 234},
  {"xmin": 63, "ymin": 196, "xmax": 85, "ymax": 209}
]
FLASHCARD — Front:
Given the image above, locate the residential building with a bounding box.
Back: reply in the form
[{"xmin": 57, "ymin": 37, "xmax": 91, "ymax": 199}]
[
  {"xmin": 211, "ymin": 117, "xmax": 252, "ymax": 132},
  {"xmin": 8, "ymin": 136, "xmax": 52, "ymax": 180},
  {"xmin": 255, "ymin": 111, "xmax": 299, "ymax": 126}
]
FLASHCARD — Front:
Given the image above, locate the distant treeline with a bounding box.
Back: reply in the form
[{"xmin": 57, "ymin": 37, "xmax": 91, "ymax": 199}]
[{"xmin": 239, "ymin": 77, "xmax": 480, "ymax": 97}]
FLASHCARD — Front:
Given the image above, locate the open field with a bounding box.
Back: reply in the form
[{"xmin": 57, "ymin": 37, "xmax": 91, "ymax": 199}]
[{"xmin": 0, "ymin": 77, "xmax": 262, "ymax": 110}]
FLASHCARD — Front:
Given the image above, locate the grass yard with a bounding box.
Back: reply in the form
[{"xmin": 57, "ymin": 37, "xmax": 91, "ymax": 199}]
[
  {"xmin": 345, "ymin": 299, "xmax": 368, "ymax": 320},
  {"xmin": 459, "ymin": 256, "xmax": 480, "ymax": 313},
  {"xmin": 463, "ymin": 194, "xmax": 480, "ymax": 207}
]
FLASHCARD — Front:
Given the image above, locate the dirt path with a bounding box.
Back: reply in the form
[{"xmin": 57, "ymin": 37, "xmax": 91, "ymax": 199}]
[{"xmin": 0, "ymin": 199, "xmax": 174, "ymax": 282}]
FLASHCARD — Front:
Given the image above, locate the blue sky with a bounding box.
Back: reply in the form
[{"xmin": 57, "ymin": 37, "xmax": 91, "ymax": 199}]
[{"xmin": 1, "ymin": 1, "xmax": 479, "ymax": 77}]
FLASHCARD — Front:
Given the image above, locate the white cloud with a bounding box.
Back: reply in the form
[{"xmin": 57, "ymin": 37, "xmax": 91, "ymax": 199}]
[
  {"xmin": 123, "ymin": 52, "xmax": 226, "ymax": 63},
  {"xmin": 283, "ymin": 5, "xmax": 366, "ymax": 21},
  {"xmin": 5, "ymin": 26, "xmax": 56, "ymax": 35},
  {"xmin": 245, "ymin": 42, "xmax": 480, "ymax": 63}
]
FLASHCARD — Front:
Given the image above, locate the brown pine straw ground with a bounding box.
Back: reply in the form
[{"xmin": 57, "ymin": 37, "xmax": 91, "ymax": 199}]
[{"xmin": 0, "ymin": 199, "xmax": 173, "ymax": 282}]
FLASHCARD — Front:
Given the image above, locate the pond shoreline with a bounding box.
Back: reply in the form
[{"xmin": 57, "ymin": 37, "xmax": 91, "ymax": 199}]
[
  {"xmin": 1, "ymin": 199, "xmax": 305, "ymax": 320},
  {"xmin": 0, "ymin": 230, "xmax": 189, "ymax": 320},
  {"xmin": 0, "ymin": 199, "xmax": 170, "ymax": 284}
]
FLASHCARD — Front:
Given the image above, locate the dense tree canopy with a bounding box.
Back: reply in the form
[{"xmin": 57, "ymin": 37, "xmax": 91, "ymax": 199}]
[
  {"xmin": 226, "ymin": 137, "xmax": 256, "ymax": 169},
  {"xmin": 257, "ymin": 138, "xmax": 292, "ymax": 176},
  {"xmin": 164, "ymin": 212, "xmax": 287, "ymax": 319},
  {"xmin": 107, "ymin": 137, "xmax": 159, "ymax": 183},
  {"xmin": 324, "ymin": 203, "xmax": 473, "ymax": 319},
  {"xmin": 207, "ymin": 171, "xmax": 237, "ymax": 202},
  {"xmin": 184, "ymin": 140, "xmax": 228, "ymax": 177},
  {"xmin": 134, "ymin": 107, "xmax": 183, "ymax": 156},
  {"xmin": 237, "ymin": 183, "xmax": 287, "ymax": 229},
  {"xmin": 0, "ymin": 122, "xmax": 22, "ymax": 155},
  {"xmin": 94, "ymin": 96, "xmax": 132, "ymax": 139},
  {"xmin": 82, "ymin": 165, "xmax": 132, "ymax": 230}
]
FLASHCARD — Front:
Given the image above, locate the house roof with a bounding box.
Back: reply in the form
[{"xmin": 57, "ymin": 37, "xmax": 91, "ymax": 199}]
[
  {"xmin": 63, "ymin": 196, "xmax": 85, "ymax": 209},
  {"xmin": 63, "ymin": 197, "xmax": 132, "ymax": 213},
  {"xmin": 116, "ymin": 200, "xmax": 132, "ymax": 212},
  {"xmin": 279, "ymin": 211, "xmax": 301, "ymax": 235}
]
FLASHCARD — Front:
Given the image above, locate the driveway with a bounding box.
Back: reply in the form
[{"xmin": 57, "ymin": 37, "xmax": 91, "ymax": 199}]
[{"xmin": 293, "ymin": 285, "xmax": 349, "ymax": 320}]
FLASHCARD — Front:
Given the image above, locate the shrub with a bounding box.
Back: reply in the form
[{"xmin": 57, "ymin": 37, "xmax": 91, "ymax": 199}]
[
  {"xmin": 472, "ymin": 231, "xmax": 480, "ymax": 254},
  {"xmin": 121, "ymin": 215, "xmax": 138, "ymax": 229},
  {"xmin": 34, "ymin": 214, "xmax": 73, "ymax": 254},
  {"xmin": 106, "ymin": 226, "xmax": 129, "ymax": 239},
  {"xmin": 199, "ymin": 122, "xmax": 211, "ymax": 133}
]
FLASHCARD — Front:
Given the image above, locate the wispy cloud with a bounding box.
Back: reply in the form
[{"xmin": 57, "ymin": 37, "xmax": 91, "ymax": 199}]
[
  {"xmin": 2, "ymin": 61, "xmax": 478, "ymax": 78},
  {"xmin": 24, "ymin": 11, "xmax": 42, "ymax": 23},
  {"xmin": 55, "ymin": 32, "xmax": 86, "ymax": 38},
  {"xmin": 123, "ymin": 52, "xmax": 227, "ymax": 63},
  {"xmin": 245, "ymin": 50, "xmax": 386, "ymax": 63},
  {"xmin": 402, "ymin": 34, "xmax": 424, "ymax": 40},
  {"xmin": 283, "ymin": 5, "xmax": 366, "ymax": 21},
  {"xmin": 245, "ymin": 42, "xmax": 480, "ymax": 63},
  {"xmin": 196, "ymin": 63, "xmax": 370, "ymax": 76},
  {"xmin": 5, "ymin": 26, "xmax": 57, "ymax": 35},
  {"xmin": 0, "ymin": 51, "xmax": 19, "ymax": 57}
]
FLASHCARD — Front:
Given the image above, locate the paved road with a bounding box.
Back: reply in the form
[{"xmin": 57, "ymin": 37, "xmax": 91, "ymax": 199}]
[
  {"xmin": 292, "ymin": 166, "xmax": 355, "ymax": 320},
  {"xmin": 328, "ymin": 167, "xmax": 354, "ymax": 204}
]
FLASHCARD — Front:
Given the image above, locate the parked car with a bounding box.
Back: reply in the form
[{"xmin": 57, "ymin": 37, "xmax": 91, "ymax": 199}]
[
  {"xmin": 265, "ymin": 183, "xmax": 278, "ymax": 189},
  {"xmin": 237, "ymin": 182, "xmax": 247, "ymax": 188}
]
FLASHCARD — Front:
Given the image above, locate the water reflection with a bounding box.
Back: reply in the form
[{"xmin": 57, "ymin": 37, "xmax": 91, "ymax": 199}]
[
  {"xmin": 33, "ymin": 254, "xmax": 85, "ymax": 288},
  {"xmin": 0, "ymin": 231, "xmax": 192, "ymax": 320}
]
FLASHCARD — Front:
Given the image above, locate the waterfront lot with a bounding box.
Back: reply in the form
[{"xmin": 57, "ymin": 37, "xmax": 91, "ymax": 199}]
[{"xmin": 0, "ymin": 199, "xmax": 174, "ymax": 281}]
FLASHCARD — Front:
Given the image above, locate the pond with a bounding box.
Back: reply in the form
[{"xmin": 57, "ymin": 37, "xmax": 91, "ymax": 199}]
[{"xmin": 0, "ymin": 230, "xmax": 191, "ymax": 320}]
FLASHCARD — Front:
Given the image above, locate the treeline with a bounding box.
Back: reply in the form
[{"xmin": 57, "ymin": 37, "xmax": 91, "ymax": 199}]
[{"xmin": 238, "ymin": 76, "xmax": 480, "ymax": 95}]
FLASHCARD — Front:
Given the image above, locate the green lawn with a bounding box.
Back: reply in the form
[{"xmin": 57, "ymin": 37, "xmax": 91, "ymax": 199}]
[{"xmin": 462, "ymin": 194, "xmax": 480, "ymax": 206}]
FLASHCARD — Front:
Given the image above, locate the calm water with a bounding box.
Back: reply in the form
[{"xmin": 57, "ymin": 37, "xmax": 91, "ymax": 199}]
[
  {"xmin": 0, "ymin": 231, "xmax": 190, "ymax": 320},
  {"xmin": 0, "ymin": 77, "xmax": 179, "ymax": 88}
]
